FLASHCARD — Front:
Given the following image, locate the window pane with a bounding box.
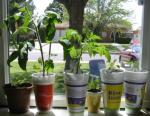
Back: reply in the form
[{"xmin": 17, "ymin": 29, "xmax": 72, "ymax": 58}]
[{"xmin": 8, "ymin": 0, "xmax": 143, "ymax": 108}]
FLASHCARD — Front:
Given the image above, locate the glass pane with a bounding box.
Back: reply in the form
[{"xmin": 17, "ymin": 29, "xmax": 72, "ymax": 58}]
[{"xmin": 8, "ymin": 0, "xmax": 143, "ymax": 107}]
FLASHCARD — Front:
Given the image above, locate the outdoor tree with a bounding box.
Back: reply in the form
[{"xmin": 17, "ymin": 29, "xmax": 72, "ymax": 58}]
[
  {"xmin": 55, "ymin": 0, "xmax": 89, "ymax": 71},
  {"xmin": 55, "ymin": 0, "xmax": 88, "ymax": 34},
  {"xmin": 45, "ymin": 1, "xmax": 69, "ymax": 21},
  {"xmin": 84, "ymin": 0, "xmax": 132, "ymax": 36}
]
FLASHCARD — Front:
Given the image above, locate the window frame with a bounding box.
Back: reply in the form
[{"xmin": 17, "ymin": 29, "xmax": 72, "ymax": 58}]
[
  {"xmin": 1, "ymin": 0, "xmax": 150, "ymax": 109},
  {"xmin": 0, "ymin": 0, "xmax": 9, "ymax": 106}
]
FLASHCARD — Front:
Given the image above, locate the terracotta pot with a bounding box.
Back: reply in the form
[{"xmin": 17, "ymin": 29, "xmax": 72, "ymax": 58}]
[
  {"xmin": 4, "ymin": 83, "xmax": 33, "ymax": 113},
  {"xmin": 87, "ymin": 91, "xmax": 103, "ymax": 113},
  {"xmin": 32, "ymin": 73, "xmax": 55, "ymax": 112}
]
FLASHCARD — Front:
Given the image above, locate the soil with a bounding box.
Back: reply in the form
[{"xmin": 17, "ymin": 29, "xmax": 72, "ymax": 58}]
[{"xmin": 88, "ymin": 89, "xmax": 101, "ymax": 93}]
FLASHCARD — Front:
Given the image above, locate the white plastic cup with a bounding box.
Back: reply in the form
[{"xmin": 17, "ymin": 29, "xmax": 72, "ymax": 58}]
[
  {"xmin": 100, "ymin": 68, "xmax": 124, "ymax": 116},
  {"xmin": 64, "ymin": 73, "xmax": 89, "ymax": 115},
  {"xmin": 124, "ymin": 70, "xmax": 148, "ymax": 115}
]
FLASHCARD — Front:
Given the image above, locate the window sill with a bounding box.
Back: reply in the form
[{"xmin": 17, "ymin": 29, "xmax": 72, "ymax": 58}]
[{"xmin": 0, "ymin": 108, "xmax": 148, "ymax": 116}]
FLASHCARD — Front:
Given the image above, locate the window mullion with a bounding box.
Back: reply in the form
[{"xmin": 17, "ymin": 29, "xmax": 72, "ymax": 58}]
[
  {"xmin": 0, "ymin": 0, "xmax": 9, "ymax": 106},
  {"xmin": 141, "ymin": 0, "xmax": 150, "ymax": 109}
]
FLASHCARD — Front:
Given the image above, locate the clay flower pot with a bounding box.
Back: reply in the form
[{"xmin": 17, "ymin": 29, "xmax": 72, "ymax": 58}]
[{"xmin": 4, "ymin": 83, "xmax": 32, "ymax": 113}]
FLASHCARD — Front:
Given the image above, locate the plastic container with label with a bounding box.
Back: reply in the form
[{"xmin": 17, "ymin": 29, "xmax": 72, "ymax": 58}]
[
  {"xmin": 100, "ymin": 68, "xmax": 124, "ymax": 116},
  {"xmin": 124, "ymin": 70, "xmax": 148, "ymax": 115}
]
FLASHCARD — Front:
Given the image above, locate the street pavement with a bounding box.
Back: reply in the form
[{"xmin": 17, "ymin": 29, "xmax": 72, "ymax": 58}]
[{"xmin": 28, "ymin": 42, "xmax": 119, "ymax": 63}]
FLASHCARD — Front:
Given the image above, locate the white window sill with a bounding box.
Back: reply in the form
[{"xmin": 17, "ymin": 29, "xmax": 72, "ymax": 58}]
[
  {"xmin": 0, "ymin": 108, "xmax": 130, "ymax": 116},
  {"xmin": 30, "ymin": 94, "xmax": 126, "ymax": 108},
  {"xmin": 0, "ymin": 108, "xmax": 142, "ymax": 116}
]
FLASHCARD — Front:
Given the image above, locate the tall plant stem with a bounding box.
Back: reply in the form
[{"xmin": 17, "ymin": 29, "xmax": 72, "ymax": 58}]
[
  {"xmin": 49, "ymin": 43, "xmax": 52, "ymax": 59},
  {"xmin": 25, "ymin": 5, "xmax": 45, "ymax": 76},
  {"xmin": 35, "ymin": 27, "xmax": 45, "ymax": 76},
  {"xmin": 76, "ymin": 47, "xmax": 83, "ymax": 74}
]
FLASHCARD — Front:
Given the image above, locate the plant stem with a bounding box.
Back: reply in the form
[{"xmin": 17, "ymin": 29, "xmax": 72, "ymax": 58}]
[
  {"xmin": 35, "ymin": 26, "xmax": 45, "ymax": 76},
  {"xmin": 49, "ymin": 42, "xmax": 51, "ymax": 59},
  {"xmin": 25, "ymin": 5, "xmax": 45, "ymax": 76},
  {"xmin": 76, "ymin": 47, "xmax": 83, "ymax": 74}
]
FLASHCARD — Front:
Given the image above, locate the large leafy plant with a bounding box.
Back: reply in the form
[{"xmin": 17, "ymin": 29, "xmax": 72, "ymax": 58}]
[
  {"xmin": 5, "ymin": 2, "xmax": 60, "ymax": 78},
  {"xmin": 59, "ymin": 29, "xmax": 111, "ymax": 74}
]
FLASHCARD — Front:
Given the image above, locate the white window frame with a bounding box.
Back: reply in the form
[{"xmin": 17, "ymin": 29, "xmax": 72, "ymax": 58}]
[
  {"xmin": 1, "ymin": 0, "xmax": 150, "ymax": 109},
  {"xmin": 0, "ymin": 0, "xmax": 9, "ymax": 106},
  {"xmin": 141, "ymin": 0, "xmax": 150, "ymax": 109}
]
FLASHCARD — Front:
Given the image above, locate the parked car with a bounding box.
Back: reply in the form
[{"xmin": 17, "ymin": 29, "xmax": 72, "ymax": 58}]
[{"xmin": 119, "ymin": 39, "xmax": 140, "ymax": 69}]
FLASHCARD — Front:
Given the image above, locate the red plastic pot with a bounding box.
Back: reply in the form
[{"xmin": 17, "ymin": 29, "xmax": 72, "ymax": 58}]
[
  {"xmin": 32, "ymin": 73, "xmax": 55, "ymax": 112},
  {"xmin": 34, "ymin": 84, "xmax": 53, "ymax": 111}
]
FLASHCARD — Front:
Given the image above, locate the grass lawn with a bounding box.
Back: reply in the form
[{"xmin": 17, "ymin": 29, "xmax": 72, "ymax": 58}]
[{"xmin": 10, "ymin": 61, "xmax": 89, "ymax": 93}]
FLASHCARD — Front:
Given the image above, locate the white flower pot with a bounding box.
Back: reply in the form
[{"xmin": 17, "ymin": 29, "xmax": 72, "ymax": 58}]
[
  {"xmin": 100, "ymin": 68, "xmax": 124, "ymax": 116},
  {"xmin": 124, "ymin": 70, "xmax": 148, "ymax": 115},
  {"xmin": 64, "ymin": 73, "xmax": 89, "ymax": 115}
]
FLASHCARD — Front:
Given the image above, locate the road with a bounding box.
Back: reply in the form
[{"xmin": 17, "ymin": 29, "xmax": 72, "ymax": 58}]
[{"xmin": 28, "ymin": 43, "xmax": 120, "ymax": 63}]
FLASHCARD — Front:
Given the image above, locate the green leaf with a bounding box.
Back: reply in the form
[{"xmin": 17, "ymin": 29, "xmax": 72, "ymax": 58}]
[
  {"xmin": 59, "ymin": 39, "xmax": 71, "ymax": 47},
  {"xmin": 7, "ymin": 51, "xmax": 19, "ymax": 66},
  {"xmin": 18, "ymin": 52, "xmax": 28, "ymax": 71},
  {"xmin": 38, "ymin": 57, "xmax": 43, "ymax": 65},
  {"xmin": 70, "ymin": 47, "xmax": 81, "ymax": 59},
  {"xmin": 19, "ymin": 7, "xmax": 26, "ymax": 12},
  {"xmin": 44, "ymin": 59, "xmax": 54, "ymax": 73},
  {"xmin": 45, "ymin": 24, "xmax": 56, "ymax": 42},
  {"xmin": 27, "ymin": 41, "xmax": 34, "ymax": 51},
  {"xmin": 22, "ymin": 11, "xmax": 32, "ymax": 28}
]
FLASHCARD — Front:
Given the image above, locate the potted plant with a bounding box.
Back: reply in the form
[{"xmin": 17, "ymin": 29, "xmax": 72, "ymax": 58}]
[
  {"xmin": 3, "ymin": 2, "xmax": 60, "ymax": 113},
  {"xmin": 123, "ymin": 53, "xmax": 148, "ymax": 115},
  {"xmin": 59, "ymin": 29, "xmax": 111, "ymax": 115},
  {"xmin": 25, "ymin": 6, "xmax": 60, "ymax": 112},
  {"xmin": 100, "ymin": 60, "xmax": 124, "ymax": 116},
  {"xmin": 3, "ymin": 2, "xmax": 34, "ymax": 113},
  {"xmin": 87, "ymin": 76, "xmax": 103, "ymax": 113}
]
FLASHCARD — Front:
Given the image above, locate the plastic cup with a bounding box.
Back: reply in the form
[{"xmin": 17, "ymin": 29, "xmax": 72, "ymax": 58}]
[
  {"xmin": 64, "ymin": 73, "xmax": 89, "ymax": 115},
  {"xmin": 124, "ymin": 70, "xmax": 148, "ymax": 115},
  {"xmin": 32, "ymin": 73, "xmax": 55, "ymax": 112},
  {"xmin": 100, "ymin": 68, "xmax": 124, "ymax": 116}
]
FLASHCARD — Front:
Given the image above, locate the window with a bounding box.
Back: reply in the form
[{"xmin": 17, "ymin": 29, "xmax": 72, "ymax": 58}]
[{"xmin": 1, "ymin": 0, "xmax": 150, "ymax": 110}]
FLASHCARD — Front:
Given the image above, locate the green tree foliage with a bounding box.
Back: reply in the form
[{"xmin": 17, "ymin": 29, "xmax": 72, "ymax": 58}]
[
  {"xmin": 45, "ymin": 1, "xmax": 69, "ymax": 21},
  {"xmin": 84, "ymin": 0, "xmax": 132, "ymax": 36}
]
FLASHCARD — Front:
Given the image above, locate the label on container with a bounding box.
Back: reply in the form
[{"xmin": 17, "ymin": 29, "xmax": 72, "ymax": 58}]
[
  {"xmin": 124, "ymin": 81, "xmax": 146, "ymax": 108},
  {"xmin": 102, "ymin": 82, "xmax": 123, "ymax": 110},
  {"xmin": 66, "ymin": 84, "xmax": 87, "ymax": 112}
]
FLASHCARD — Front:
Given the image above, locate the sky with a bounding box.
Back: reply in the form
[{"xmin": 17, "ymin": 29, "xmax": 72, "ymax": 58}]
[
  {"xmin": 33, "ymin": 0, "xmax": 143, "ymax": 30},
  {"xmin": 33, "ymin": 0, "xmax": 53, "ymax": 15}
]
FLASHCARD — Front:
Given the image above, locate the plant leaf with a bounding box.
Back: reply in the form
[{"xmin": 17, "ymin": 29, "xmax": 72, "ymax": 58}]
[
  {"xmin": 18, "ymin": 52, "xmax": 28, "ymax": 71},
  {"xmin": 70, "ymin": 47, "xmax": 81, "ymax": 59},
  {"xmin": 44, "ymin": 59, "xmax": 54, "ymax": 73},
  {"xmin": 7, "ymin": 51, "xmax": 19, "ymax": 66}
]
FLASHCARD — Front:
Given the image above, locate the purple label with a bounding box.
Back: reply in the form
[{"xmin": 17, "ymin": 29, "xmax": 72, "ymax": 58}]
[
  {"xmin": 68, "ymin": 97, "xmax": 85, "ymax": 106},
  {"xmin": 125, "ymin": 93, "xmax": 137, "ymax": 103}
]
